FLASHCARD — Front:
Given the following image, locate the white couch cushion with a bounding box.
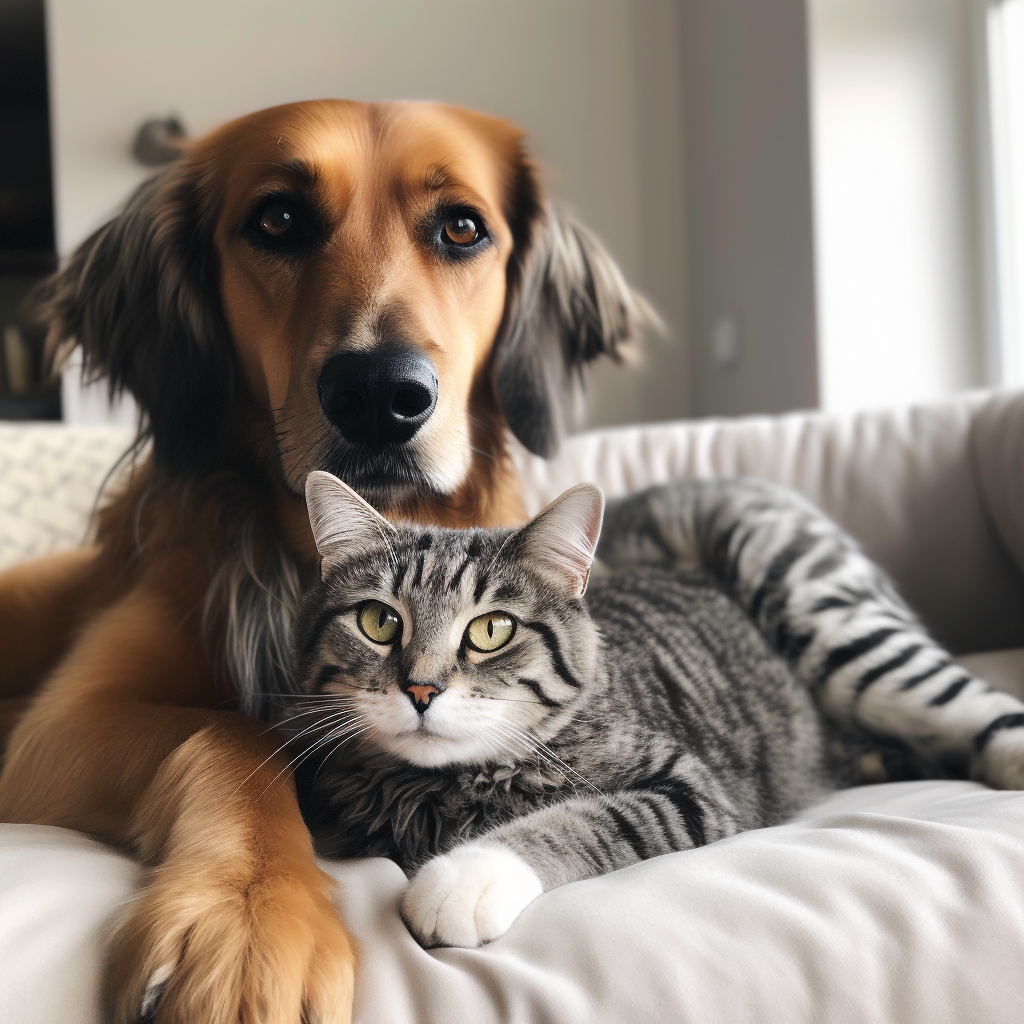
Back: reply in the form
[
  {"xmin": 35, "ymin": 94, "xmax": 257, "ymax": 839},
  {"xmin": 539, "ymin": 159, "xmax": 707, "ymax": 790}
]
[
  {"xmin": 513, "ymin": 391, "xmax": 1024, "ymax": 654},
  {"xmin": 3, "ymin": 781, "xmax": 1024, "ymax": 1023}
]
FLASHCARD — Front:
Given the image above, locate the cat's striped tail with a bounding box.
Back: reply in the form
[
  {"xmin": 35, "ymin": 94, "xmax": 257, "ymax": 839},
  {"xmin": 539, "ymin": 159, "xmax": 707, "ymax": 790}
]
[{"xmin": 598, "ymin": 479, "xmax": 1024, "ymax": 788}]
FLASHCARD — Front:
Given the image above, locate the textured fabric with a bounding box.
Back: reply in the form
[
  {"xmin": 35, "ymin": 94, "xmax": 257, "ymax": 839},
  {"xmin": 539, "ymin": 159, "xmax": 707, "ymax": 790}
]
[
  {"xmin": 514, "ymin": 390, "xmax": 1024, "ymax": 653},
  {"xmin": 972, "ymin": 392, "xmax": 1024, "ymax": 585},
  {"xmin": 0, "ymin": 424, "xmax": 134, "ymax": 570},
  {"xmin": 3, "ymin": 780, "xmax": 1024, "ymax": 1024}
]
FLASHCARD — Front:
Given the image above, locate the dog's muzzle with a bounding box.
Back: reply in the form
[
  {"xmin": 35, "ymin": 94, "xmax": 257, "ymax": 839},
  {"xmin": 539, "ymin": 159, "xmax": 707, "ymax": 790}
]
[{"xmin": 318, "ymin": 346, "xmax": 438, "ymax": 448}]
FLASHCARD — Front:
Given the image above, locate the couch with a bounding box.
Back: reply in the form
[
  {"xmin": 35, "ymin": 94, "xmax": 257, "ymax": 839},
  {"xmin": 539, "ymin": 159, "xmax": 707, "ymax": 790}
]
[{"xmin": 2, "ymin": 389, "xmax": 1024, "ymax": 1023}]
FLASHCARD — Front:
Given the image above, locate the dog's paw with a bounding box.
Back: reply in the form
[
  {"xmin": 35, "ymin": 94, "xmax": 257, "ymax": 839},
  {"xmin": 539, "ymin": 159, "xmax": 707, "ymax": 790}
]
[
  {"xmin": 107, "ymin": 860, "xmax": 355, "ymax": 1024},
  {"xmin": 401, "ymin": 843, "xmax": 543, "ymax": 948}
]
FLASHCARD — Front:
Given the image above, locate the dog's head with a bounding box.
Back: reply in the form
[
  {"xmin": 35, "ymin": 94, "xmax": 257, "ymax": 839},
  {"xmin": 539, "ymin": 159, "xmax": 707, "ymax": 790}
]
[{"xmin": 37, "ymin": 100, "xmax": 651, "ymax": 514}]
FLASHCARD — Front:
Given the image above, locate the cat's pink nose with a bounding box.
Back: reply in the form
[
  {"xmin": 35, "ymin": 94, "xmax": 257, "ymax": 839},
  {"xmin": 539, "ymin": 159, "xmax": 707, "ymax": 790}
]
[{"xmin": 406, "ymin": 683, "xmax": 439, "ymax": 711}]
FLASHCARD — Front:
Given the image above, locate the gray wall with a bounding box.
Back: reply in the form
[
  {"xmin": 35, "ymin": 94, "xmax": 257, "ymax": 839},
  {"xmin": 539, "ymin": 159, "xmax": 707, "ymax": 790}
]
[
  {"xmin": 46, "ymin": 0, "xmax": 690, "ymax": 430},
  {"xmin": 584, "ymin": 0, "xmax": 690, "ymax": 429},
  {"xmin": 680, "ymin": 0, "xmax": 820, "ymax": 418}
]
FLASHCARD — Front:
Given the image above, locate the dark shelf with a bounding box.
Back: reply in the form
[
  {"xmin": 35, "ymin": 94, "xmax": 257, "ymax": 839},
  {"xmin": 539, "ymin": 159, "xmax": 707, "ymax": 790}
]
[
  {"xmin": 0, "ymin": 389, "xmax": 60, "ymax": 421},
  {"xmin": 0, "ymin": 251, "xmax": 56, "ymax": 274}
]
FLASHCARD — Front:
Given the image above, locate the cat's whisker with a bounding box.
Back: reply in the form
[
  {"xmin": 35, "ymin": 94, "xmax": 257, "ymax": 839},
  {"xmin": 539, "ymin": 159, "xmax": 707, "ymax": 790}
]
[
  {"xmin": 474, "ymin": 726, "xmax": 513, "ymax": 767},
  {"xmin": 484, "ymin": 721, "xmax": 557, "ymax": 776},
  {"xmin": 276, "ymin": 711, "xmax": 362, "ymax": 752},
  {"xmin": 529, "ymin": 743, "xmax": 597, "ymax": 793},
  {"xmin": 310, "ymin": 723, "xmax": 376, "ymax": 785},
  {"xmin": 276, "ymin": 698, "xmax": 360, "ymax": 718},
  {"xmin": 259, "ymin": 703, "xmax": 358, "ymax": 735},
  {"xmin": 273, "ymin": 701, "xmax": 359, "ymax": 725},
  {"xmin": 232, "ymin": 710, "xmax": 357, "ymax": 795},
  {"xmin": 289, "ymin": 706, "xmax": 364, "ymax": 730},
  {"xmin": 491, "ymin": 720, "xmax": 599, "ymax": 794},
  {"xmin": 248, "ymin": 691, "xmax": 351, "ymax": 700},
  {"xmin": 261, "ymin": 716, "xmax": 369, "ymax": 794},
  {"xmin": 470, "ymin": 695, "xmax": 549, "ymax": 706},
  {"xmin": 295, "ymin": 722, "xmax": 375, "ymax": 786}
]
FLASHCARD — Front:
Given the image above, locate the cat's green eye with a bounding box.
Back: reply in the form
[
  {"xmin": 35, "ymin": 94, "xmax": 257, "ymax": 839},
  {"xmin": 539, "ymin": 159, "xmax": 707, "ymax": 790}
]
[
  {"xmin": 465, "ymin": 612, "xmax": 516, "ymax": 653},
  {"xmin": 358, "ymin": 601, "xmax": 402, "ymax": 645}
]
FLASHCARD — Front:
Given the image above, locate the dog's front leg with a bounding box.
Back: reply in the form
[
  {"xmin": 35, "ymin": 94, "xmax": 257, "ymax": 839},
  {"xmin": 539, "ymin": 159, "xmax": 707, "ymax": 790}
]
[
  {"xmin": 0, "ymin": 571, "xmax": 355, "ymax": 1024},
  {"xmin": 109, "ymin": 720, "xmax": 355, "ymax": 1024},
  {"xmin": 0, "ymin": 546, "xmax": 105, "ymax": 698}
]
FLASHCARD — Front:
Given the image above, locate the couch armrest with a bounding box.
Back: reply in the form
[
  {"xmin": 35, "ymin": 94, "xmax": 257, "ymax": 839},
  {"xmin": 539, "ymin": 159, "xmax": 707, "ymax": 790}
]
[{"xmin": 514, "ymin": 390, "xmax": 1024, "ymax": 655}]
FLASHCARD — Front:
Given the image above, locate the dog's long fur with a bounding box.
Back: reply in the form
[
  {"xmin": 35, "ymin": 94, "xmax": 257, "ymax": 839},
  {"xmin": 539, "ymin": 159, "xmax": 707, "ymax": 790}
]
[{"xmin": 0, "ymin": 100, "xmax": 650, "ymax": 1024}]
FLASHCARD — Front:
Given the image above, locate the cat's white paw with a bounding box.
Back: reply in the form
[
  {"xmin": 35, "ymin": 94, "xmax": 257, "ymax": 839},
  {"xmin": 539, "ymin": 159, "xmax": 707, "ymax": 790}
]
[
  {"xmin": 401, "ymin": 844, "xmax": 543, "ymax": 948},
  {"xmin": 977, "ymin": 725, "xmax": 1024, "ymax": 789}
]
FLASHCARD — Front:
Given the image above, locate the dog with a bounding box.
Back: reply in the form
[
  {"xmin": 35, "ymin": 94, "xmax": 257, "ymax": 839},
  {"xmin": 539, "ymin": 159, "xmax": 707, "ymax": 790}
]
[{"xmin": 0, "ymin": 99, "xmax": 650, "ymax": 1023}]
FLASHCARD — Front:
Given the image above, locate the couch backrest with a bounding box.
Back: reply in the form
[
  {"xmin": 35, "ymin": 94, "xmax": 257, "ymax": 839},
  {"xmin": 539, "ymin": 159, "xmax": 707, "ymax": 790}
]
[
  {"xmin": 0, "ymin": 424, "xmax": 135, "ymax": 570},
  {"xmin": 4, "ymin": 391, "xmax": 1024, "ymax": 656},
  {"xmin": 514, "ymin": 389, "xmax": 1024, "ymax": 655}
]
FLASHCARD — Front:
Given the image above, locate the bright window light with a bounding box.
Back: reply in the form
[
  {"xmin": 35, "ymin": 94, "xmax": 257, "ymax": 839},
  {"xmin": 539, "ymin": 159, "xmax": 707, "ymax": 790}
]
[
  {"xmin": 809, "ymin": 0, "xmax": 981, "ymax": 413},
  {"xmin": 987, "ymin": 0, "xmax": 1024, "ymax": 385}
]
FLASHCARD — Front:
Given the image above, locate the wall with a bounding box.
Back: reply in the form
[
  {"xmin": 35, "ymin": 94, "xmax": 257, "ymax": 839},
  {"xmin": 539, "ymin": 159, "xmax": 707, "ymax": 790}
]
[
  {"xmin": 988, "ymin": 0, "xmax": 1024, "ymax": 387},
  {"xmin": 679, "ymin": 0, "xmax": 820, "ymax": 418},
  {"xmin": 809, "ymin": 0, "xmax": 987, "ymax": 412},
  {"xmin": 45, "ymin": 0, "xmax": 689, "ymax": 430}
]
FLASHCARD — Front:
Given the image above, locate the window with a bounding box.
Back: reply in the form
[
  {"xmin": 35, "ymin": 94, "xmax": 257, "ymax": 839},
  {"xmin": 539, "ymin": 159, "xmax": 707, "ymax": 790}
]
[
  {"xmin": 808, "ymin": 0, "xmax": 985, "ymax": 412},
  {"xmin": 987, "ymin": 0, "xmax": 1024, "ymax": 384}
]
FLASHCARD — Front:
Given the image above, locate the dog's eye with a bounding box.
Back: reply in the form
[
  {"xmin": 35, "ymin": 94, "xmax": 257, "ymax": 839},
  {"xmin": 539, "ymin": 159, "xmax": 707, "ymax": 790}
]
[
  {"xmin": 260, "ymin": 205, "xmax": 295, "ymax": 238},
  {"xmin": 442, "ymin": 214, "xmax": 482, "ymax": 247}
]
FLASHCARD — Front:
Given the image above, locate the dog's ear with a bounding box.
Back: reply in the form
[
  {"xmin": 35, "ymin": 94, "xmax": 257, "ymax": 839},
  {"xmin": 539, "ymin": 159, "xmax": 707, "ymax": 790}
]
[
  {"xmin": 32, "ymin": 160, "xmax": 230, "ymax": 471},
  {"xmin": 493, "ymin": 157, "xmax": 657, "ymax": 459}
]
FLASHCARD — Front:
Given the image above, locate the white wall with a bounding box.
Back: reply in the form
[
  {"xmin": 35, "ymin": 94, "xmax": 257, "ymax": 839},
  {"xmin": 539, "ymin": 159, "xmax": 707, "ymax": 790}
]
[
  {"xmin": 679, "ymin": 0, "xmax": 820, "ymax": 419},
  {"xmin": 45, "ymin": 0, "xmax": 689, "ymax": 430},
  {"xmin": 809, "ymin": 0, "xmax": 986, "ymax": 413},
  {"xmin": 988, "ymin": 0, "xmax": 1024, "ymax": 387}
]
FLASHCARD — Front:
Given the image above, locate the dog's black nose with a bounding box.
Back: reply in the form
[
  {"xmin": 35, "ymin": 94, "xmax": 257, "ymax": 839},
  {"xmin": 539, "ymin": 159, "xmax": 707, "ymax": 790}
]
[{"xmin": 318, "ymin": 347, "xmax": 438, "ymax": 447}]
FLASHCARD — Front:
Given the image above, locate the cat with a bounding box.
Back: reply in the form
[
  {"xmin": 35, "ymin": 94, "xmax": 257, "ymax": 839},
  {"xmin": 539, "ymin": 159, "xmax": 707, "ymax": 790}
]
[{"xmin": 276, "ymin": 471, "xmax": 1024, "ymax": 950}]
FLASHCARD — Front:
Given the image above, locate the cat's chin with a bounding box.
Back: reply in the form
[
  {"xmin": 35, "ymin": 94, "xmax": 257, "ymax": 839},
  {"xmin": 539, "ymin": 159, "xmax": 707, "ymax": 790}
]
[{"xmin": 376, "ymin": 729, "xmax": 492, "ymax": 769}]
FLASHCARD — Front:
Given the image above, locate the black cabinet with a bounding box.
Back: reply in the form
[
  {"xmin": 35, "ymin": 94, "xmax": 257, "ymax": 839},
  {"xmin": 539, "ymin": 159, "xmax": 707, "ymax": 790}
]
[{"xmin": 0, "ymin": 0, "xmax": 59, "ymax": 420}]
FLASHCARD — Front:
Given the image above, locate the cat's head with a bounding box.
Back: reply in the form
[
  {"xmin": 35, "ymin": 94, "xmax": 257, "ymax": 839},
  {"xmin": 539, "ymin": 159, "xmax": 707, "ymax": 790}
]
[{"xmin": 288, "ymin": 471, "xmax": 605, "ymax": 768}]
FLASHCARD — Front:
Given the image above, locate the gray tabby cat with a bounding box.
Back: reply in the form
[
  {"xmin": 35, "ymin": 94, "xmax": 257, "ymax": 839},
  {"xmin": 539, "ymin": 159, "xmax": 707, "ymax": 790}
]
[{"xmin": 280, "ymin": 472, "xmax": 1024, "ymax": 950}]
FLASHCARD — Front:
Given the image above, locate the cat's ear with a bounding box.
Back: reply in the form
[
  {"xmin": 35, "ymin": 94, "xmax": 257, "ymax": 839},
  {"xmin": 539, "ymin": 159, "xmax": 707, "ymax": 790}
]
[
  {"xmin": 514, "ymin": 483, "xmax": 605, "ymax": 596},
  {"xmin": 305, "ymin": 471, "xmax": 397, "ymax": 573}
]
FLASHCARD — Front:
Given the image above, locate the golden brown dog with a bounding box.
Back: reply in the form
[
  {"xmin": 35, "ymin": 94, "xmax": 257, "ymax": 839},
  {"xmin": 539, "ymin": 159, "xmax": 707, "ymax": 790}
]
[{"xmin": 0, "ymin": 100, "xmax": 648, "ymax": 1023}]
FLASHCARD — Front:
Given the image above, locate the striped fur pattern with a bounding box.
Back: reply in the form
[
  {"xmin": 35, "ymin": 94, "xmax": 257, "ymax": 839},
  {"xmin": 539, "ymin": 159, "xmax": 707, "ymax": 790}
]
[
  {"xmin": 292, "ymin": 562, "xmax": 838, "ymax": 871},
  {"xmin": 279, "ymin": 474, "xmax": 1024, "ymax": 946},
  {"xmin": 596, "ymin": 479, "xmax": 1024, "ymax": 789}
]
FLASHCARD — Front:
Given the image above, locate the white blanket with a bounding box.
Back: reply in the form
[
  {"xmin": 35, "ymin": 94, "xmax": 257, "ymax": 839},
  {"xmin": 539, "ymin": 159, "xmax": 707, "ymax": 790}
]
[{"xmin": 3, "ymin": 781, "xmax": 1023, "ymax": 1023}]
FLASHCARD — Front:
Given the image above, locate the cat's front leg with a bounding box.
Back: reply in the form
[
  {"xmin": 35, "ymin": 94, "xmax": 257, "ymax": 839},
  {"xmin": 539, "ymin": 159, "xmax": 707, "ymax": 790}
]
[
  {"xmin": 401, "ymin": 844, "xmax": 543, "ymax": 947},
  {"xmin": 402, "ymin": 785, "xmax": 709, "ymax": 947}
]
